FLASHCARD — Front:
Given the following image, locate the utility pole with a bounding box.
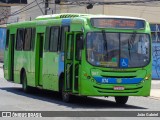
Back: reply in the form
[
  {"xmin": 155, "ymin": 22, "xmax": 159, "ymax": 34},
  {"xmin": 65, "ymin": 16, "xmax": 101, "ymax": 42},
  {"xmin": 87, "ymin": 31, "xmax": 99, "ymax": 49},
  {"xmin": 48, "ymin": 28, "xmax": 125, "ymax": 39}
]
[{"xmin": 45, "ymin": 0, "xmax": 49, "ymax": 15}]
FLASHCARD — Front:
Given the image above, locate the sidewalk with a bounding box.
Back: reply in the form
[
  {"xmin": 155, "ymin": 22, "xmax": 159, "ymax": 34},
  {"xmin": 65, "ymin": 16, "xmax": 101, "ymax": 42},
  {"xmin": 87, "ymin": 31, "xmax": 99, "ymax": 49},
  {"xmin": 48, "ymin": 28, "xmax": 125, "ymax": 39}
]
[
  {"xmin": 150, "ymin": 80, "xmax": 160, "ymax": 99},
  {"xmin": 0, "ymin": 62, "xmax": 3, "ymax": 68}
]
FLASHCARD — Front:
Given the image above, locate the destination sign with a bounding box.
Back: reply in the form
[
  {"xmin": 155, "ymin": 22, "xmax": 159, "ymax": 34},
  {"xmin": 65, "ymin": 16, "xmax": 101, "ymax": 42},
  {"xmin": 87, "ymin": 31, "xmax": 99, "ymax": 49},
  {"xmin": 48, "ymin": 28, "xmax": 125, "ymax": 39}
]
[{"xmin": 91, "ymin": 18, "xmax": 145, "ymax": 29}]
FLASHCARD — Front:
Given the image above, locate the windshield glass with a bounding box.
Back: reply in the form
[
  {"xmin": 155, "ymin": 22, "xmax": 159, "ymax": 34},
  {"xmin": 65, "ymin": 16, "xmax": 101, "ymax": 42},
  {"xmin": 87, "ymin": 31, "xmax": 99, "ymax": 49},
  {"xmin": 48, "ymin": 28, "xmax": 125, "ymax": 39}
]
[{"xmin": 86, "ymin": 32, "xmax": 150, "ymax": 68}]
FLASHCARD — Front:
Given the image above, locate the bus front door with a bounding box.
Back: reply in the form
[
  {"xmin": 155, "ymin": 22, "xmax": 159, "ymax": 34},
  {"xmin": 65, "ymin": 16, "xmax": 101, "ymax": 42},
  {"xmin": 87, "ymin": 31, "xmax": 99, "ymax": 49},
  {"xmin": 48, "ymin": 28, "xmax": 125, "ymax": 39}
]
[
  {"xmin": 64, "ymin": 32, "xmax": 83, "ymax": 93},
  {"xmin": 64, "ymin": 33, "xmax": 74, "ymax": 92}
]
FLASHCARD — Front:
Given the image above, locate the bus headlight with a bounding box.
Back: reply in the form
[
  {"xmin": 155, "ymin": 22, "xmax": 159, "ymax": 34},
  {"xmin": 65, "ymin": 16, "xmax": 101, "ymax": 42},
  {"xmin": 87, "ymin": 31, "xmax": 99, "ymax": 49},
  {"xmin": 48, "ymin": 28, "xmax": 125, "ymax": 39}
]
[{"xmin": 145, "ymin": 74, "xmax": 151, "ymax": 80}]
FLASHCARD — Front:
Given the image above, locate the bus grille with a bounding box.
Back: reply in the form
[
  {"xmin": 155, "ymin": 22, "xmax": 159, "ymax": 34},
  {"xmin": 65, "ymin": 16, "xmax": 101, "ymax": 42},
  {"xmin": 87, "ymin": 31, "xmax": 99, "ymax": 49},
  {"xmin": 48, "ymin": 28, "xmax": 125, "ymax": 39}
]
[
  {"xmin": 100, "ymin": 70, "xmax": 137, "ymax": 78},
  {"xmin": 93, "ymin": 85, "xmax": 143, "ymax": 94}
]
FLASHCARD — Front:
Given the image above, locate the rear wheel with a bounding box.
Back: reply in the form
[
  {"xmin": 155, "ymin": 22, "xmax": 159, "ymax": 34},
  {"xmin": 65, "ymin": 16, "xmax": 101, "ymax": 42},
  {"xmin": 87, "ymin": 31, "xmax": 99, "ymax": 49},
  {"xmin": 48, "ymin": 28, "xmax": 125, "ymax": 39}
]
[
  {"xmin": 22, "ymin": 71, "xmax": 30, "ymax": 93},
  {"xmin": 115, "ymin": 96, "xmax": 128, "ymax": 105}
]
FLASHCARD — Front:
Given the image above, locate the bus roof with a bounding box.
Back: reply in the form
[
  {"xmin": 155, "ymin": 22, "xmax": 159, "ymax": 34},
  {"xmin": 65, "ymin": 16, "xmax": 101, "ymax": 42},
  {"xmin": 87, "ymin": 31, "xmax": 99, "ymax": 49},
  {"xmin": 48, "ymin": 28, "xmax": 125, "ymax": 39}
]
[
  {"xmin": 35, "ymin": 13, "xmax": 146, "ymax": 21},
  {"xmin": 7, "ymin": 13, "xmax": 147, "ymax": 28},
  {"xmin": 35, "ymin": 13, "xmax": 91, "ymax": 20}
]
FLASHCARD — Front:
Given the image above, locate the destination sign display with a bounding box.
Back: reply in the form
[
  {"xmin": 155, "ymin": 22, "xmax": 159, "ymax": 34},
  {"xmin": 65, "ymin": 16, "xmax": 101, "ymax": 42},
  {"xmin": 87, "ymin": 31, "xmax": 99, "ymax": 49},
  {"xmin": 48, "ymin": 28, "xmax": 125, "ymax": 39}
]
[{"xmin": 91, "ymin": 18, "xmax": 145, "ymax": 29}]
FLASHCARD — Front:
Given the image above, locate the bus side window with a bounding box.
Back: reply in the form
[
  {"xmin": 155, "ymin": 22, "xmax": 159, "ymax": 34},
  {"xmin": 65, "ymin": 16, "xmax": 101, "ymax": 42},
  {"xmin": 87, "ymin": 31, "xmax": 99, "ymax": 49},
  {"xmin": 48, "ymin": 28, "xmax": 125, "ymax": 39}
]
[
  {"xmin": 76, "ymin": 34, "xmax": 83, "ymax": 60},
  {"xmin": 60, "ymin": 26, "xmax": 69, "ymax": 51},
  {"xmin": 24, "ymin": 28, "xmax": 32, "ymax": 51},
  {"xmin": 31, "ymin": 28, "xmax": 36, "ymax": 51},
  {"xmin": 67, "ymin": 35, "xmax": 73, "ymax": 60},
  {"xmin": 44, "ymin": 27, "xmax": 50, "ymax": 51},
  {"xmin": 16, "ymin": 29, "xmax": 24, "ymax": 51},
  {"xmin": 5, "ymin": 29, "xmax": 10, "ymax": 49},
  {"xmin": 49, "ymin": 27, "xmax": 60, "ymax": 52}
]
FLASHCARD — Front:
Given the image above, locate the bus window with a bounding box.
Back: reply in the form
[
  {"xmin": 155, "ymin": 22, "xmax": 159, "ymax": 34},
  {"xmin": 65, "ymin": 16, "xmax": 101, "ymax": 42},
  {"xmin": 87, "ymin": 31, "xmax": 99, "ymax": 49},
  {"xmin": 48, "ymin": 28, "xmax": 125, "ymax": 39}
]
[
  {"xmin": 67, "ymin": 35, "xmax": 73, "ymax": 60},
  {"xmin": 76, "ymin": 34, "xmax": 83, "ymax": 60},
  {"xmin": 24, "ymin": 28, "xmax": 32, "ymax": 51},
  {"xmin": 31, "ymin": 28, "xmax": 36, "ymax": 51},
  {"xmin": 5, "ymin": 29, "xmax": 10, "ymax": 49},
  {"xmin": 44, "ymin": 27, "xmax": 50, "ymax": 51},
  {"xmin": 60, "ymin": 26, "xmax": 69, "ymax": 51},
  {"xmin": 16, "ymin": 29, "xmax": 24, "ymax": 51},
  {"xmin": 50, "ymin": 27, "xmax": 59, "ymax": 52}
]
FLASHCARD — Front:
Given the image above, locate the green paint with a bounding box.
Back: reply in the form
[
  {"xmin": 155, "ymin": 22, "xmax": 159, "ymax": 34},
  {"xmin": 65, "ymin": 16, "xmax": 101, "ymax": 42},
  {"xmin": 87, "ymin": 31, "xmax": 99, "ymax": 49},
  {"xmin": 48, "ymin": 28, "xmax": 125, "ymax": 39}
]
[{"xmin": 4, "ymin": 13, "xmax": 152, "ymax": 99}]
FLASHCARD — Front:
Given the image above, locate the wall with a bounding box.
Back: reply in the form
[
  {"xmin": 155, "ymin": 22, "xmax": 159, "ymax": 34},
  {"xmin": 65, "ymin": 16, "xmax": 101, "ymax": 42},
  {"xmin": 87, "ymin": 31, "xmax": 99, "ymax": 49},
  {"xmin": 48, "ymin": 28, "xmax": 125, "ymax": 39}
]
[
  {"xmin": 60, "ymin": 4, "xmax": 160, "ymax": 23},
  {"xmin": 0, "ymin": 27, "xmax": 6, "ymax": 62}
]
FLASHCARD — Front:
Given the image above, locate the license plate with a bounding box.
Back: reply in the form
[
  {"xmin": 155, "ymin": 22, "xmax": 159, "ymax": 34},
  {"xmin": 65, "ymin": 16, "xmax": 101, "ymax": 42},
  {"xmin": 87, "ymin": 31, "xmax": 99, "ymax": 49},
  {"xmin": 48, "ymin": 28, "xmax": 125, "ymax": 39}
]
[{"xmin": 114, "ymin": 86, "xmax": 124, "ymax": 90}]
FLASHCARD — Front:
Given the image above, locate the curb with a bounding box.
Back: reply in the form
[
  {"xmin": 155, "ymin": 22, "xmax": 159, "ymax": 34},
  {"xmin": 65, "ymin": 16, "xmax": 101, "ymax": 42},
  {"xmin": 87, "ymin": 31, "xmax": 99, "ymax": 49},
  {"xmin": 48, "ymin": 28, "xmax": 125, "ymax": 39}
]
[
  {"xmin": 149, "ymin": 96, "xmax": 160, "ymax": 100},
  {"xmin": 150, "ymin": 89, "xmax": 160, "ymax": 98}
]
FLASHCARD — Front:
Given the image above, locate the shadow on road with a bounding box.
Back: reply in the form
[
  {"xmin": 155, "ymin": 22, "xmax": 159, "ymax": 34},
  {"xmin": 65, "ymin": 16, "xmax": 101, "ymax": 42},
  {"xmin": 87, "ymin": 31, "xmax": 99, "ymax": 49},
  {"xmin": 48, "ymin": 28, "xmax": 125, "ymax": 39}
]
[{"xmin": 0, "ymin": 87, "xmax": 147, "ymax": 109}]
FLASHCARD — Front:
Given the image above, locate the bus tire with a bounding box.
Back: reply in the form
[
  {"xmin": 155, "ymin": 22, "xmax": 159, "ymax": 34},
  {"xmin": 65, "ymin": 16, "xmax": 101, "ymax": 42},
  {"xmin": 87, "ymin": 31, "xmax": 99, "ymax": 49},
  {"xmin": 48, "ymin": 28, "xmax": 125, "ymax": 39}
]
[
  {"xmin": 22, "ymin": 71, "xmax": 30, "ymax": 93},
  {"xmin": 62, "ymin": 84, "xmax": 71, "ymax": 103},
  {"xmin": 59, "ymin": 73, "xmax": 64, "ymax": 93},
  {"xmin": 62, "ymin": 91, "xmax": 71, "ymax": 103},
  {"xmin": 115, "ymin": 96, "xmax": 128, "ymax": 105}
]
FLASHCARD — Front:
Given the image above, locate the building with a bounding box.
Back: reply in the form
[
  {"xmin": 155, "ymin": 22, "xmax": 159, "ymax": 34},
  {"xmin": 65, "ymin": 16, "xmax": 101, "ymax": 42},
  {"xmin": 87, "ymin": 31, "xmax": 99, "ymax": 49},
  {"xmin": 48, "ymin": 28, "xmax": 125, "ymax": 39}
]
[{"xmin": 6, "ymin": 0, "xmax": 160, "ymax": 41}]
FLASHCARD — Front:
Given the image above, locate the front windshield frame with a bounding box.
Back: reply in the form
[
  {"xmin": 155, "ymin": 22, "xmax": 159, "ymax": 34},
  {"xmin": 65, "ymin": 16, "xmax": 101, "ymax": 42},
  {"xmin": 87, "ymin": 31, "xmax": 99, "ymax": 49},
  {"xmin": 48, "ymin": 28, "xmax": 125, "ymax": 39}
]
[{"xmin": 86, "ymin": 32, "xmax": 151, "ymax": 68}]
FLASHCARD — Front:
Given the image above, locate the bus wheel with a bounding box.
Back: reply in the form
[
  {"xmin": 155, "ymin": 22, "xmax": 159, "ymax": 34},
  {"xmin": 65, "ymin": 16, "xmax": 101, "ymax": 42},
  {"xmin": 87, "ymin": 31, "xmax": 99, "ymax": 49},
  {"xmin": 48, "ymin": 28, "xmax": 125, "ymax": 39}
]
[
  {"xmin": 62, "ymin": 84, "xmax": 71, "ymax": 102},
  {"xmin": 115, "ymin": 96, "xmax": 128, "ymax": 105},
  {"xmin": 62, "ymin": 91, "xmax": 71, "ymax": 102},
  {"xmin": 22, "ymin": 71, "xmax": 30, "ymax": 93}
]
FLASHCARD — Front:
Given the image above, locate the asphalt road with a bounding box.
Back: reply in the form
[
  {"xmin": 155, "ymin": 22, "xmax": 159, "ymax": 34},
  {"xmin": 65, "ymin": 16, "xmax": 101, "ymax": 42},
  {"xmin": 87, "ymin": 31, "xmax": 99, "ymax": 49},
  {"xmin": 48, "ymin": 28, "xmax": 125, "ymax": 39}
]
[{"xmin": 0, "ymin": 68, "xmax": 159, "ymax": 119}]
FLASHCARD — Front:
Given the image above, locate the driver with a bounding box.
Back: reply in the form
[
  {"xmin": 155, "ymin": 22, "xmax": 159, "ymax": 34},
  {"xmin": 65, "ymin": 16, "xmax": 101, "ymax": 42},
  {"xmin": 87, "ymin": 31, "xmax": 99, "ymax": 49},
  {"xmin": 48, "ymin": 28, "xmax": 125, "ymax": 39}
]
[{"xmin": 87, "ymin": 33, "xmax": 103, "ymax": 64}]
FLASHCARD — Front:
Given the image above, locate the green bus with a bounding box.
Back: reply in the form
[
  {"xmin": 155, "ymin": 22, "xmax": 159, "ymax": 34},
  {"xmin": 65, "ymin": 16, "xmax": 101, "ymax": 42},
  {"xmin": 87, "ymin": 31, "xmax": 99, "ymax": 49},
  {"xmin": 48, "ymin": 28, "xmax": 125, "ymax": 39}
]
[{"xmin": 4, "ymin": 13, "xmax": 152, "ymax": 104}]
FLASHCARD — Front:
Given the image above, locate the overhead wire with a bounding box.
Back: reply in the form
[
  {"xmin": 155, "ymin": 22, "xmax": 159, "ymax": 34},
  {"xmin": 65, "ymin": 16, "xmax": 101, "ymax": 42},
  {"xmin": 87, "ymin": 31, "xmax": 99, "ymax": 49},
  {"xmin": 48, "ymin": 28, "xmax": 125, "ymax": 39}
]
[
  {"xmin": 0, "ymin": 1, "xmax": 35, "ymax": 20},
  {"xmin": 0, "ymin": 1, "xmax": 44, "ymax": 23},
  {"xmin": 1, "ymin": 0, "xmax": 160, "ymax": 25},
  {"xmin": 35, "ymin": 0, "xmax": 44, "ymax": 15},
  {"xmin": 13, "ymin": 1, "xmax": 44, "ymax": 15},
  {"xmin": 7, "ymin": 0, "xmax": 160, "ymax": 15},
  {"xmin": 11, "ymin": 1, "xmax": 36, "ymax": 15}
]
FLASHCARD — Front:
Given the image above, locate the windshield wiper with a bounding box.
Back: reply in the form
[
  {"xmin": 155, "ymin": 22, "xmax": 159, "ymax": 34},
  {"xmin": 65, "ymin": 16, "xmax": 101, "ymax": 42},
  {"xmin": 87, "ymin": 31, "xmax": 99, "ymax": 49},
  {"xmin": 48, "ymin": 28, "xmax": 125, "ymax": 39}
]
[
  {"xmin": 128, "ymin": 32, "xmax": 136, "ymax": 60},
  {"xmin": 128, "ymin": 40, "xmax": 131, "ymax": 60},
  {"xmin": 102, "ymin": 30, "xmax": 108, "ymax": 60}
]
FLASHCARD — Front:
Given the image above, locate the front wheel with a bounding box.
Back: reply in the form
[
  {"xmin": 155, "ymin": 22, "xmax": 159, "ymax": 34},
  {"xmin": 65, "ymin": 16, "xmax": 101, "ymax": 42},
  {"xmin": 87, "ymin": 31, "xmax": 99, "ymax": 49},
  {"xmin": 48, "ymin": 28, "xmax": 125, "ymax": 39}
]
[
  {"xmin": 115, "ymin": 96, "xmax": 129, "ymax": 105},
  {"xmin": 22, "ymin": 72, "xmax": 30, "ymax": 93},
  {"xmin": 61, "ymin": 83, "xmax": 72, "ymax": 102},
  {"xmin": 62, "ymin": 91, "xmax": 71, "ymax": 102}
]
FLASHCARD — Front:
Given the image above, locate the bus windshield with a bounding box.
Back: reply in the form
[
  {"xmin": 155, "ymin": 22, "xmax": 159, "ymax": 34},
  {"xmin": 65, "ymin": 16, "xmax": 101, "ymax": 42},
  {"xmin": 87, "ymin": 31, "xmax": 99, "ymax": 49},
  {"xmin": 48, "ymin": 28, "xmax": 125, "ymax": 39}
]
[{"xmin": 86, "ymin": 32, "xmax": 150, "ymax": 68}]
